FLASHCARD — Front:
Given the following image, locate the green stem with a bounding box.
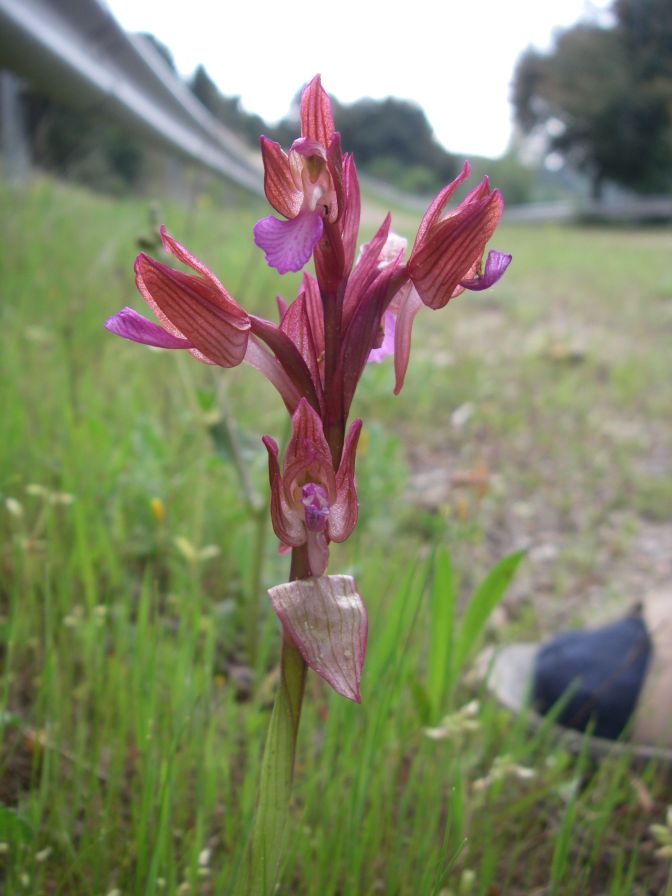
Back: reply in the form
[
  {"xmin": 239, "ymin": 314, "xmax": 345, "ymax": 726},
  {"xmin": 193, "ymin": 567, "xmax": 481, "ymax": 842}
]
[
  {"xmin": 238, "ymin": 547, "xmax": 308, "ymax": 896},
  {"xmin": 246, "ymin": 507, "xmax": 269, "ymax": 669}
]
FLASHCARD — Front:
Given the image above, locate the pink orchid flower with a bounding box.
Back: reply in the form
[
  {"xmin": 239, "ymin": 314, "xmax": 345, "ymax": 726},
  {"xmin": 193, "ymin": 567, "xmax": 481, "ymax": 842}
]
[
  {"xmin": 359, "ymin": 165, "xmax": 512, "ymax": 394},
  {"xmin": 254, "ymin": 136, "xmax": 337, "ymax": 275},
  {"xmin": 407, "ymin": 161, "xmax": 512, "ymax": 309},
  {"xmin": 105, "ymin": 226, "xmax": 250, "ymax": 368},
  {"xmin": 106, "ymin": 228, "xmax": 327, "ymax": 414},
  {"xmin": 262, "ymin": 399, "xmax": 362, "ymax": 578},
  {"xmin": 254, "ymin": 75, "xmax": 360, "ymax": 283},
  {"xmin": 254, "ymin": 76, "xmax": 338, "ymax": 274}
]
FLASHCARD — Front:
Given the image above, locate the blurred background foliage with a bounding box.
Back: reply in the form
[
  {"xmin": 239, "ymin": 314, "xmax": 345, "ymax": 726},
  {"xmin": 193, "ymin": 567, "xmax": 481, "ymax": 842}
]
[
  {"xmin": 512, "ymin": 0, "xmax": 672, "ymax": 199},
  {"xmin": 7, "ymin": 0, "xmax": 670, "ymax": 206}
]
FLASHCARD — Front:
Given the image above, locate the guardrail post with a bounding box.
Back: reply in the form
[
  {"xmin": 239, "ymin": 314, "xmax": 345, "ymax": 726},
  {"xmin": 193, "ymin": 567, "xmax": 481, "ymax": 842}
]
[{"xmin": 0, "ymin": 70, "xmax": 31, "ymax": 185}]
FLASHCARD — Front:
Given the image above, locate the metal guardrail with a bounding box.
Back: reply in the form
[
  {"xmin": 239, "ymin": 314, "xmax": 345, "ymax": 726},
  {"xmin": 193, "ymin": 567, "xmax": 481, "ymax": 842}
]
[
  {"xmin": 2, "ymin": 0, "xmax": 670, "ymax": 222},
  {"xmin": 365, "ymin": 176, "xmax": 672, "ymax": 225},
  {"xmin": 505, "ymin": 197, "xmax": 672, "ymax": 223},
  {"xmin": 0, "ymin": 0, "xmax": 264, "ymax": 195}
]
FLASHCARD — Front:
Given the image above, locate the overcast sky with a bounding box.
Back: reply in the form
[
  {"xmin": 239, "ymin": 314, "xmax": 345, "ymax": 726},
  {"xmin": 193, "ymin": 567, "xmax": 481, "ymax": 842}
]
[{"xmin": 104, "ymin": 0, "xmax": 612, "ymax": 159}]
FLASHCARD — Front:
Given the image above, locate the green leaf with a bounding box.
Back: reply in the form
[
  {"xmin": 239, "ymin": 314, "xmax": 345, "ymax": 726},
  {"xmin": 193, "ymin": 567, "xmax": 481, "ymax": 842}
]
[
  {"xmin": 235, "ymin": 641, "xmax": 306, "ymax": 896},
  {"xmin": 195, "ymin": 388, "xmax": 217, "ymax": 413},
  {"xmin": 450, "ymin": 550, "xmax": 525, "ymax": 691},
  {"xmin": 410, "ymin": 677, "xmax": 432, "ymax": 725},
  {"xmin": 0, "ymin": 805, "xmax": 33, "ymax": 843},
  {"xmin": 427, "ymin": 547, "xmax": 456, "ymax": 720}
]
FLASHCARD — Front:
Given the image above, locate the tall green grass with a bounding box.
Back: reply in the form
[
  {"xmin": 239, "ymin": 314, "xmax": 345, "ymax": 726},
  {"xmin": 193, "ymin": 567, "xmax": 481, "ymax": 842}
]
[{"xmin": 1, "ymin": 176, "xmax": 672, "ymax": 894}]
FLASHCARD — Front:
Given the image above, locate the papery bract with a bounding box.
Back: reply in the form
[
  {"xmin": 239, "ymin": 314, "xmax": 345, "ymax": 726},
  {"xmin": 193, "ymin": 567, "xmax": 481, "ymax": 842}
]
[
  {"xmin": 391, "ymin": 282, "xmax": 424, "ymax": 395},
  {"xmin": 267, "ymin": 574, "xmax": 367, "ymax": 702},
  {"xmin": 367, "ymin": 311, "xmax": 396, "ymax": 363},
  {"xmin": 361, "ymin": 231, "xmax": 408, "ymax": 365},
  {"xmin": 278, "ymin": 273, "xmax": 325, "ymax": 391}
]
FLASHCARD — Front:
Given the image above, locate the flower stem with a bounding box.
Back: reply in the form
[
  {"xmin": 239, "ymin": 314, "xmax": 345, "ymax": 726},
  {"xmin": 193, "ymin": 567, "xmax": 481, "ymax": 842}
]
[
  {"xmin": 246, "ymin": 506, "xmax": 269, "ymax": 669},
  {"xmin": 238, "ymin": 547, "xmax": 308, "ymax": 896},
  {"xmin": 321, "ymin": 282, "xmax": 346, "ymax": 468}
]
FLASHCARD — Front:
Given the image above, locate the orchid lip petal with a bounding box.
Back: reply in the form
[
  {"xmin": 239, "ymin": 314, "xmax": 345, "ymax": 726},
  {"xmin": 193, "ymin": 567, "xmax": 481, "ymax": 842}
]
[
  {"xmin": 268, "ymin": 575, "xmax": 367, "ymax": 703},
  {"xmin": 460, "ymin": 250, "xmax": 512, "ymax": 291},
  {"xmin": 253, "ymin": 212, "xmax": 324, "ymax": 274},
  {"xmin": 105, "ymin": 307, "xmax": 193, "ymax": 349},
  {"xmin": 301, "ymin": 483, "xmax": 330, "ymax": 533},
  {"xmin": 306, "ymin": 530, "xmax": 329, "ymax": 577}
]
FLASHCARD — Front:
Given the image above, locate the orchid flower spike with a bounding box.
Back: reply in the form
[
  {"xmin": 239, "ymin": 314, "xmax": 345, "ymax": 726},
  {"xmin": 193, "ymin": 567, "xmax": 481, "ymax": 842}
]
[{"xmin": 105, "ymin": 75, "xmax": 514, "ymax": 716}]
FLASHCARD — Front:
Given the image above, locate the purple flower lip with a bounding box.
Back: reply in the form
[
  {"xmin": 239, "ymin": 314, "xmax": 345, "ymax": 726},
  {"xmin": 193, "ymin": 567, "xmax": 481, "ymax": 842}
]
[
  {"xmin": 253, "ymin": 211, "xmax": 324, "ymax": 275},
  {"xmin": 301, "ymin": 483, "xmax": 330, "ymax": 532},
  {"xmin": 460, "ymin": 250, "xmax": 512, "ymax": 291},
  {"xmin": 104, "ymin": 306, "xmax": 193, "ymax": 349}
]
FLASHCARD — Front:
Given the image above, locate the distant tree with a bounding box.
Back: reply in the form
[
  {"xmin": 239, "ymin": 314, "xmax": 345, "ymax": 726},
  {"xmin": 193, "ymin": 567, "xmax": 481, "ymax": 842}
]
[
  {"xmin": 615, "ymin": 0, "xmax": 672, "ymax": 82},
  {"xmin": 512, "ymin": 4, "xmax": 672, "ymax": 197},
  {"xmin": 332, "ymin": 96, "xmax": 457, "ymax": 188},
  {"xmin": 138, "ymin": 33, "xmax": 177, "ymax": 72},
  {"xmin": 190, "ymin": 65, "xmax": 219, "ymax": 114},
  {"xmin": 189, "ymin": 65, "xmax": 265, "ymax": 147},
  {"xmin": 23, "ymin": 90, "xmax": 144, "ymax": 194},
  {"xmin": 189, "ymin": 70, "xmax": 458, "ymax": 192}
]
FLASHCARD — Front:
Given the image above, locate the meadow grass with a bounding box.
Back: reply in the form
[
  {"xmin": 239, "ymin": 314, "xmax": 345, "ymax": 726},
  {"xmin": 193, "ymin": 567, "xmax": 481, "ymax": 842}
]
[{"xmin": 1, "ymin": 175, "xmax": 672, "ymax": 895}]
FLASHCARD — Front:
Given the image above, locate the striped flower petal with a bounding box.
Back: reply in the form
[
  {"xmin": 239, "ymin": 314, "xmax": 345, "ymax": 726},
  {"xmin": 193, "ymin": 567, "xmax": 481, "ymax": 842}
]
[
  {"xmin": 135, "ymin": 254, "xmax": 250, "ymax": 367},
  {"xmin": 300, "ymin": 75, "xmax": 335, "ymax": 149}
]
